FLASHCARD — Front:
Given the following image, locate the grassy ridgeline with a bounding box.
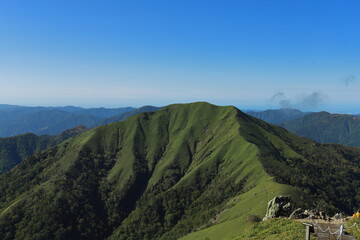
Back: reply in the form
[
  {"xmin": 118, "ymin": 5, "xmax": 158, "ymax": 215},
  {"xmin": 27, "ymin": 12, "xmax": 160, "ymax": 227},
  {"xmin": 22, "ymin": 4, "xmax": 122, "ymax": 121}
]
[{"xmin": 0, "ymin": 102, "xmax": 359, "ymax": 240}]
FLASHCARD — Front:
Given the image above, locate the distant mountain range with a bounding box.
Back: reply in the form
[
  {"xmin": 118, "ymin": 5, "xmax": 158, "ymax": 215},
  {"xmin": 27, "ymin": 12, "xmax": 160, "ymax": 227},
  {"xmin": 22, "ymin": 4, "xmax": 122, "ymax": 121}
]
[
  {"xmin": 95, "ymin": 106, "xmax": 161, "ymax": 127},
  {"xmin": 0, "ymin": 105, "xmax": 160, "ymax": 137},
  {"xmin": 0, "ymin": 104, "xmax": 135, "ymax": 118},
  {"xmin": 246, "ymin": 108, "xmax": 309, "ymax": 124},
  {"xmin": 247, "ymin": 108, "xmax": 360, "ymax": 147},
  {"xmin": 279, "ymin": 111, "xmax": 360, "ymax": 147},
  {"xmin": 0, "ymin": 102, "xmax": 359, "ymax": 240}
]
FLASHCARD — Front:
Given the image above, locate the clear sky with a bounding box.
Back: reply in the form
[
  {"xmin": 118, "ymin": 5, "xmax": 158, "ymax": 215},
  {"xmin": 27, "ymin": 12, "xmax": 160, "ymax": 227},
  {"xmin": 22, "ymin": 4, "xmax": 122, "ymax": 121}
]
[{"xmin": 0, "ymin": 0, "xmax": 359, "ymax": 112}]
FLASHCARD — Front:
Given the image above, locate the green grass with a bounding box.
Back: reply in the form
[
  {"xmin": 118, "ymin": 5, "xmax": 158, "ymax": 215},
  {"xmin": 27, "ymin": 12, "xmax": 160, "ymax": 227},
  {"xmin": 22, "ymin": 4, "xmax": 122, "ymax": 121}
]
[
  {"xmin": 344, "ymin": 217, "xmax": 360, "ymax": 239},
  {"xmin": 228, "ymin": 218, "xmax": 316, "ymax": 240},
  {"xmin": 178, "ymin": 177, "xmax": 300, "ymax": 240},
  {"xmin": 1, "ymin": 102, "xmax": 360, "ymax": 240}
]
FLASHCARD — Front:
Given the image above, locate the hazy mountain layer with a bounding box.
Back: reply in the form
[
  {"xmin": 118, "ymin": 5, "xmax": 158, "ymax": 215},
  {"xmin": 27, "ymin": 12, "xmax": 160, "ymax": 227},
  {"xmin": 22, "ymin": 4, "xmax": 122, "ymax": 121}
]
[
  {"xmin": 0, "ymin": 105, "xmax": 155, "ymax": 137},
  {"xmin": 0, "ymin": 103, "xmax": 359, "ymax": 240},
  {"xmin": 246, "ymin": 108, "xmax": 308, "ymax": 124},
  {"xmin": 0, "ymin": 110, "xmax": 100, "ymax": 136},
  {"xmin": 95, "ymin": 106, "xmax": 161, "ymax": 127},
  {"xmin": 0, "ymin": 104, "xmax": 135, "ymax": 118}
]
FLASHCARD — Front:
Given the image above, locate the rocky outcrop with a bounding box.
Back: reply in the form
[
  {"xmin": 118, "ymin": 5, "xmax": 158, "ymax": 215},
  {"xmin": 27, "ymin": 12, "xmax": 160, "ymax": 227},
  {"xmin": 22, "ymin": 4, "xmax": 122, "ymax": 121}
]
[
  {"xmin": 262, "ymin": 195, "xmax": 332, "ymax": 221},
  {"xmin": 289, "ymin": 208, "xmax": 329, "ymax": 220},
  {"xmin": 263, "ymin": 195, "xmax": 294, "ymax": 220},
  {"xmin": 289, "ymin": 208, "xmax": 305, "ymax": 219}
]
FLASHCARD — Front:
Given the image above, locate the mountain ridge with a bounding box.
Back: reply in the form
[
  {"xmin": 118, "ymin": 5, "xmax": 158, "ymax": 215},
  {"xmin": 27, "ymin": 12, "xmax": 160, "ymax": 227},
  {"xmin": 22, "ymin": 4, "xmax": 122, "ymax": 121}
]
[
  {"xmin": 0, "ymin": 102, "xmax": 359, "ymax": 240},
  {"xmin": 280, "ymin": 111, "xmax": 360, "ymax": 146}
]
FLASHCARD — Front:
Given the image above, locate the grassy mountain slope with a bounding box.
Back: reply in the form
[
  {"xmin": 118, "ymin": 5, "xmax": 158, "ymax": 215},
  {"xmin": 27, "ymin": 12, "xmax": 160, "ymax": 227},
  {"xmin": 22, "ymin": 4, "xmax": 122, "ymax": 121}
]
[
  {"xmin": 280, "ymin": 111, "xmax": 360, "ymax": 146},
  {"xmin": 0, "ymin": 103, "xmax": 359, "ymax": 240},
  {"xmin": 246, "ymin": 108, "xmax": 307, "ymax": 124},
  {"xmin": 180, "ymin": 109, "xmax": 360, "ymax": 240},
  {"xmin": 0, "ymin": 126, "xmax": 87, "ymax": 174},
  {"xmin": 228, "ymin": 218, "xmax": 316, "ymax": 240}
]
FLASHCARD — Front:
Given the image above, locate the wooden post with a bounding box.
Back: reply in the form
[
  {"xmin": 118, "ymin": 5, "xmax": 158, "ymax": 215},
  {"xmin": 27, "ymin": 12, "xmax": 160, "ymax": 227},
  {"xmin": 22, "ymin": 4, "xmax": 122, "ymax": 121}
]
[{"xmin": 303, "ymin": 223, "xmax": 312, "ymax": 240}]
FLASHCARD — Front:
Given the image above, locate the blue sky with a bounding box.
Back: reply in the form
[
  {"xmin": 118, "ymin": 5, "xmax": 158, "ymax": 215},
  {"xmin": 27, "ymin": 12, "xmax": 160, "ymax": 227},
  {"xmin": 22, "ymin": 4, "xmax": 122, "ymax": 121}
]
[{"xmin": 0, "ymin": 0, "xmax": 359, "ymax": 112}]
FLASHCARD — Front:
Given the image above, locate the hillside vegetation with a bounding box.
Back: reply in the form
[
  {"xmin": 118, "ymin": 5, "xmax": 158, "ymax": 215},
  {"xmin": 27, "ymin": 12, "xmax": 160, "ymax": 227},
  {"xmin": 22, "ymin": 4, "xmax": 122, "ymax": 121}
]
[
  {"xmin": 0, "ymin": 126, "xmax": 87, "ymax": 174},
  {"xmin": 228, "ymin": 218, "xmax": 316, "ymax": 240},
  {"xmin": 280, "ymin": 111, "xmax": 360, "ymax": 147},
  {"xmin": 0, "ymin": 102, "xmax": 359, "ymax": 240}
]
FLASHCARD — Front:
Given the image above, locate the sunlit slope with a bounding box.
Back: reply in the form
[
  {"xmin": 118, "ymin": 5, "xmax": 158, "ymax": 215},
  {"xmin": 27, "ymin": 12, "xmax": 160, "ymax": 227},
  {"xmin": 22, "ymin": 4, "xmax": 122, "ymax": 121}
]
[
  {"xmin": 107, "ymin": 104, "xmax": 296, "ymax": 240},
  {"xmin": 181, "ymin": 106, "xmax": 360, "ymax": 240},
  {"xmin": 0, "ymin": 102, "xmax": 359, "ymax": 240},
  {"xmin": 228, "ymin": 218, "xmax": 316, "ymax": 240},
  {"xmin": 0, "ymin": 102, "xmax": 285, "ymax": 240}
]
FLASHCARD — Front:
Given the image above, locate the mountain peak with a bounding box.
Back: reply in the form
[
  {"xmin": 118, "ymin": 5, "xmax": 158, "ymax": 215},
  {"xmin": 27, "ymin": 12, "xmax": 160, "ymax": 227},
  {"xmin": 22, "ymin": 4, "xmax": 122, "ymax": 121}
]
[{"xmin": 1, "ymin": 102, "xmax": 360, "ymax": 240}]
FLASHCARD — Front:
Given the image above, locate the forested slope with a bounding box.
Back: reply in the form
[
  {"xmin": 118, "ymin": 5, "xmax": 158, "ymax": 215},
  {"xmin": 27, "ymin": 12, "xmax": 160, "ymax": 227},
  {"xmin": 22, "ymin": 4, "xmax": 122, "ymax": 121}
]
[{"xmin": 0, "ymin": 103, "xmax": 359, "ymax": 240}]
